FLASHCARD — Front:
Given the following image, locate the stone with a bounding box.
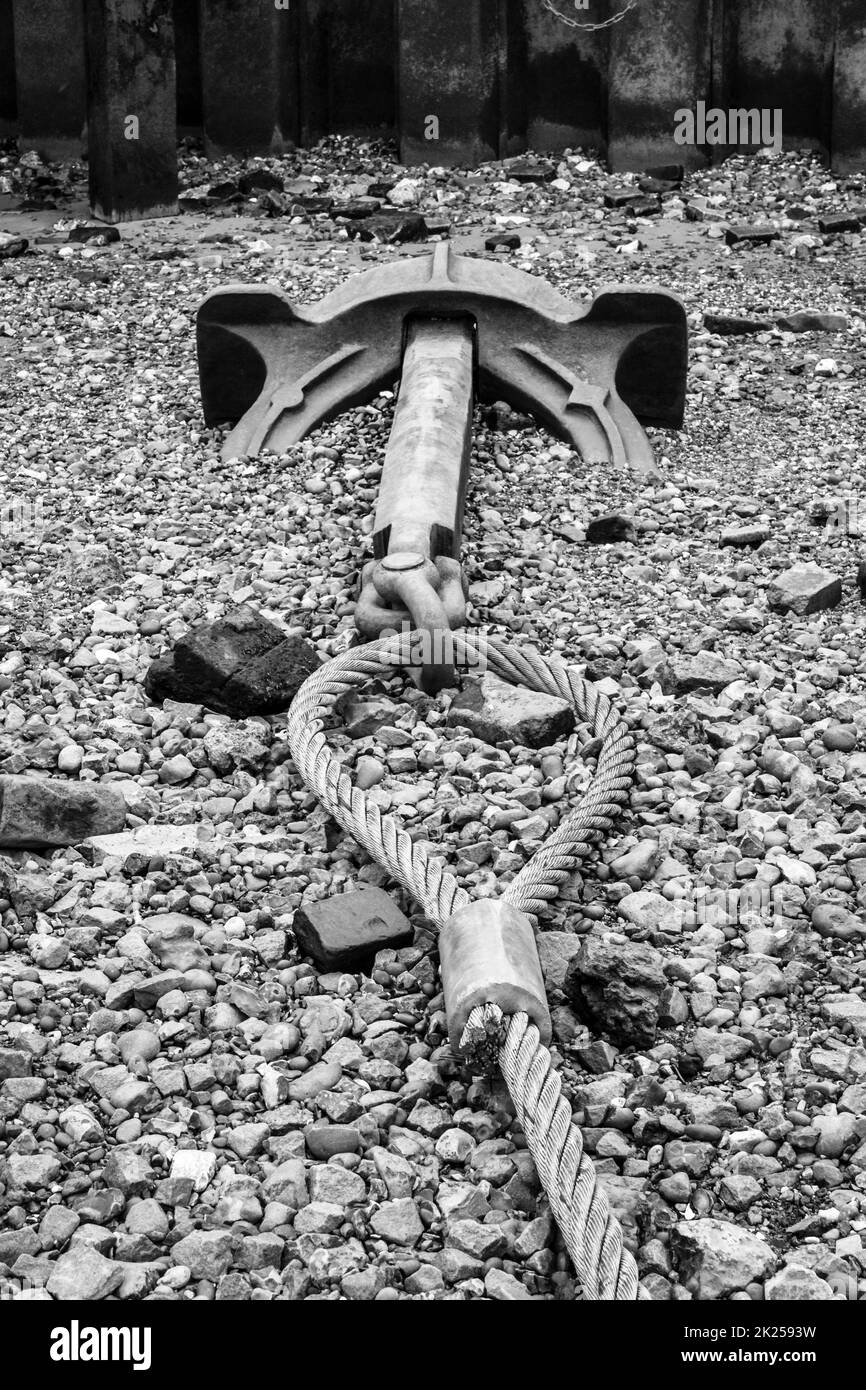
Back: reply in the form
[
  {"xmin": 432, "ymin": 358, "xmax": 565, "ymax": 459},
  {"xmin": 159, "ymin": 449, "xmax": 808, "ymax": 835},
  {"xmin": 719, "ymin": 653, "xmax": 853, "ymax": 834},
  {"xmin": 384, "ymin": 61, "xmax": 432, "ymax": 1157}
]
[
  {"xmin": 147, "ymin": 916, "xmax": 209, "ymax": 972},
  {"xmin": 813, "ymin": 1112, "xmax": 858, "ymax": 1158},
  {"xmin": 226, "ymin": 1122, "xmax": 269, "ymax": 1159},
  {"xmin": 101, "ymin": 1148, "xmax": 152, "ymax": 1197},
  {"xmin": 447, "ymin": 673, "xmax": 574, "ymax": 749},
  {"xmin": 29, "ymin": 935, "xmax": 69, "ymax": 969},
  {"xmin": 219, "ymin": 637, "xmax": 320, "ymax": 717},
  {"xmin": 691, "ymin": 1029, "xmax": 753, "ymax": 1063},
  {"xmin": 0, "ymin": 774, "xmax": 125, "ymax": 846},
  {"xmin": 287, "ymin": 1061, "xmax": 342, "ymax": 1103},
  {"xmin": 0, "ymin": 1226, "xmax": 41, "ymax": 1264},
  {"xmin": 537, "ymin": 931, "xmax": 584, "ymax": 992},
  {"xmin": 672, "ymin": 1219, "xmax": 776, "ymax": 1299},
  {"xmin": 764, "ymin": 1266, "xmax": 838, "ymax": 1300},
  {"xmin": 610, "ymin": 840, "xmax": 658, "ymax": 881},
  {"xmin": 724, "ymin": 225, "xmax": 780, "ymax": 247},
  {"xmin": 294, "ymin": 1201, "xmax": 344, "ymax": 1234},
  {"xmin": 370, "ymin": 1199, "xmax": 424, "ymax": 1245},
  {"xmin": 485, "ymin": 232, "xmax": 521, "ymax": 251},
  {"xmin": 484, "ymin": 1267, "xmax": 532, "ymax": 1300},
  {"xmin": 68, "ymin": 224, "xmax": 122, "ymax": 246},
  {"xmin": 586, "ymin": 513, "xmax": 637, "ymax": 544},
  {"xmin": 718, "ymin": 1175, "xmax": 762, "ymax": 1211},
  {"xmin": 673, "ymin": 650, "xmax": 740, "ymax": 694},
  {"xmin": 83, "ymin": 823, "xmax": 206, "ymax": 864},
  {"xmin": 262, "ymin": 1160, "xmax": 308, "ymax": 1208},
  {"xmin": 47, "ymin": 1244, "xmax": 123, "ymax": 1301},
  {"xmin": 38, "ymin": 1206, "xmax": 81, "ymax": 1250},
  {"xmin": 703, "ymin": 314, "xmax": 773, "ymax": 336},
  {"xmin": 308, "ymin": 1164, "xmax": 366, "ymax": 1206},
  {"xmin": 566, "ymin": 936, "xmax": 667, "ymax": 1048},
  {"xmin": 305, "ymin": 1125, "xmax": 361, "ymax": 1160},
  {"xmin": 6, "ymin": 1152, "xmax": 62, "ymax": 1189},
  {"xmin": 767, "ymin": 564, "xmax": 842, "ymax": 616},
  {"xmin": 158, "ymin": 754, "xmax": 195, "ymax": 785},
  {"xmin": 117, "ymin": 1034, "xmax": 159, "ymax": 1061},
  {"xmin": 720, "ymin": 524, "xmax": 770, "ymax": 549},
  {"xmin": 292, "ymin": 886, "xmax": 413, "ymax": 971},
  {"xmin": 447, "ymin": 1218, "xmax": 506, "ymax": 1260},
  {"xmin": 0, "ymin": 1048, "xmax": 32, "ymax": 1081},
  {"xmin": 349, "ymin": 211, "xmax": 428, "ymax": 244},
  {"xmin": 170, "ymin": 1230, "xmax": 235, "ymax": 1281},
  {"xmin": 201, "ymin": 724, "xmax": 268, "ymax": 775},
  {"xmin": 169, "ymin": 1149, "xmax": 217, "ymax": 1192},
  {"xmin": 810, "ymin": 904, "xmax": 865, "ymax": 942},
  {"xmin": 775, "ymin": 310, "xmax": 848, "ymax": 333},
  {"xmin": 616, "ymin": 890, "xmax": 673, "ymax": 933},
  {"xmin": 147, "ymin": 604, "xmax": 317, "ymax": 716}
]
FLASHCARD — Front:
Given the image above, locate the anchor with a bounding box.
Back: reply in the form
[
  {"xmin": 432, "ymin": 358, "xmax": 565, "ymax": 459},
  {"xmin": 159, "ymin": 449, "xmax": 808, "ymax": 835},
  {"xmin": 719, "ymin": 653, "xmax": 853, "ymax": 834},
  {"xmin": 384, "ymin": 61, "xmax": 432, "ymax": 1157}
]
[
  {"xmin": 194, "ymin": 247, "xmax": 690, "ymax": 1298},
  {"xmin": 197, "ymin": 244, "xmax": 687, "ymax": 689}
]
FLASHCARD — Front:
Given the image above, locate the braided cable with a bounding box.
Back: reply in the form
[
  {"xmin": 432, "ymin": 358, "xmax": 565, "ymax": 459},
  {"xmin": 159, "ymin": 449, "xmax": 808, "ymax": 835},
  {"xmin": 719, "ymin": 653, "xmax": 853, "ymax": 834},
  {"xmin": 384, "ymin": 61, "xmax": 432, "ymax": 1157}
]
[{"xmin": 286, "ymin": 628, "xmax": 641, "ymax": 1300}]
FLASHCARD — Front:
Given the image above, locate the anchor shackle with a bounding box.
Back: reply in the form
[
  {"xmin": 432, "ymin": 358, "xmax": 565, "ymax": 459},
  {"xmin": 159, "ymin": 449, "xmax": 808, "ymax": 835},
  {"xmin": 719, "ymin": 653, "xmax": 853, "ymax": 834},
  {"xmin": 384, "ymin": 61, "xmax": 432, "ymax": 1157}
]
[{"xmin": 356, "ymin": 314, "xmax": 474, "ymax": 691}]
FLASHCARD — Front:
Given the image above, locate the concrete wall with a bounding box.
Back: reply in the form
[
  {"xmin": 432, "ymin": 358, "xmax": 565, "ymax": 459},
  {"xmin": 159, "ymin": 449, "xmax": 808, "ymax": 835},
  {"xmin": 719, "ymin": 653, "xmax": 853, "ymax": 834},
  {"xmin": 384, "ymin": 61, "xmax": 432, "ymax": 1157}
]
[
  {"xmin": 607, "ymin": 0, "xmax": 713, "ymax": 172},
  {"xmin": 0, "ymin": 0, "xmax": 16, "ymax": 139},
  {"xmin": 728, "ymin": 0, "xmax": 835, "ymax": 157},
  {"xmin": 3, "ymin": 0, "xmax": 866, "ymax": 172},
  {"xmin": 833, "ymin": 0, "xmax": 866, "ymax": 173},
  {"xmin": 12, "ymin": 0, "xmax": 87, "ymax": 160}
]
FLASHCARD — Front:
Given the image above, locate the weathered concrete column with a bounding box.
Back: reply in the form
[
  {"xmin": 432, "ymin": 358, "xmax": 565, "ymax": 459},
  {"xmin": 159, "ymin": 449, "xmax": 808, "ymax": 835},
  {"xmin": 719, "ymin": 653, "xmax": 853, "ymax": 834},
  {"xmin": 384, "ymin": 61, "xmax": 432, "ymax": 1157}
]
[
  {"xmin": 0, "ymin": 0, "xmax": 16, "ymax": 143},
  {"xmin": 518, "ymin": 0, "xmax": 605, "ymax": 155},
  {"xmin": 729, "ymin": 0, "xmax": 834, "ymax": 159},
  {"xmin": 397, "ymin": 0, "xmax": 504, "ymax": 166},
  {"xmin": 84, "ymin": 0, "xmax": 178, "ymax": 222},
  {"xmin": 12, "ymin": 0, "xmax": 87, "ymax": 160},
  {"xmin": 607, "ymin": 0, "xmax": 712, "ymax": 172},
  {"xmin": 832, "ymin": 0, "xmax": 866, "ymax": 172},
  {"xmin": 300, "ymin": 0, "xmax": 396, "ymax": 144},
  {"xmin": 199, "ymin": 0, "xmax": 298, "ymax": 156}
]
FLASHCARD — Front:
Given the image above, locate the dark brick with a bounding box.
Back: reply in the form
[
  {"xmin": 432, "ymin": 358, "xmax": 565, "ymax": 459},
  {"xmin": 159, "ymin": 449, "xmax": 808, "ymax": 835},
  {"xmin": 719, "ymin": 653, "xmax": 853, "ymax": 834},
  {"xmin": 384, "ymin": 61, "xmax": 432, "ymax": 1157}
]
[{"xmin": 292, "ymin": 886, "xmax": 413, "ymax": 972}]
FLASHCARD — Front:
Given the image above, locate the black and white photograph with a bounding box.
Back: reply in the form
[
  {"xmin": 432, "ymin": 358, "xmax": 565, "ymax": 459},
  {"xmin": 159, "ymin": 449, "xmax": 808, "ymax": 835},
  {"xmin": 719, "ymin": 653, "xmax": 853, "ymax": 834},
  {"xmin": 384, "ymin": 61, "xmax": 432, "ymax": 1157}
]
[{"xmin": 0, "ymin": 0, "xmax": 865, "ymax": 1363}]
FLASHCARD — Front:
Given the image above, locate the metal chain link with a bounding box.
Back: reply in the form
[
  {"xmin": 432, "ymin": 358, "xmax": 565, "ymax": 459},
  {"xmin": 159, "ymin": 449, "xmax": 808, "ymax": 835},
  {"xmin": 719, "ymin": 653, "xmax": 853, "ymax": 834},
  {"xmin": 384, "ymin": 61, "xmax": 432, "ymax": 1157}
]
[{"xmin": 542, "ymin": 0, "xmax": 638, "ymax": 32}]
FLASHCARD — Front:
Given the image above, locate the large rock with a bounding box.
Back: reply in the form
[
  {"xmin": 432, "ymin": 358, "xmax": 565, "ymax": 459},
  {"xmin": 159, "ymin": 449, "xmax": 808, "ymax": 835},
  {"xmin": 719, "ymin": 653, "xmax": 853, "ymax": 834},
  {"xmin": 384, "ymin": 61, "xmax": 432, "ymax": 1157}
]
[
  {"xmin": 292, "ymin": 886, "xmax": 413, "ymax": 971},
  {"xmin": 537, "ymin": 932, "xmax": 584, "ymax": 991},
  {"xmin": 616, "ymin": 889, "xmax": 672, "ymax": 933},
  {"xmin": 0, "ymin": 775, "xmax": 126, "ymax": 847},
  {"xmin": 565, "ymin": 936, "xmax": 667, "ymax": 1047},
  {"xmin": 671, "ymin": 1218, "xmax": 776, "ymax": 1299},
  {"xmin": 672, "ymin": 650, "xmax": 740, "ymax": 694},
  {"xmin": 82, "ymin": 823, "xmax": 209, "ymax": 866},
  {"xmin": 767, "ymin": 564, "xmax": 842, "ymax": 615},
  {"xmin": 776, "ymin": 310, "xmax": 848, "ymax": 333},
  {"xmin": 586, "ymin": 512, "xmax": 637, "ymax": 545},
  {"xmin": 46, "ymin": 1244, "xmax": 123, "ymax": 1301},
  {"xmin": 810, "ymin": 903, "xmax": 866, "ymax": 942},
  {"xmin": 170, "ymin": 1229, "xmax": 235, "ymax": 1280},
  {"xmin": 144, "ymin": 913, "xmax": 209, "ymax": 972},
  {"xmin": 0, "ymin": 1048, "xmax": 32, "ymax": 1080},
  {"xmin": 447, "ymin": 673, "xmax": 574, "ymax": 749},
  {"xmin": 765, "ymin": 1266, "xmax": 840, "ymax": 1300},
  {"xmin": 146, "ymin": 604, "xmax": 318, "ymax": 715}
]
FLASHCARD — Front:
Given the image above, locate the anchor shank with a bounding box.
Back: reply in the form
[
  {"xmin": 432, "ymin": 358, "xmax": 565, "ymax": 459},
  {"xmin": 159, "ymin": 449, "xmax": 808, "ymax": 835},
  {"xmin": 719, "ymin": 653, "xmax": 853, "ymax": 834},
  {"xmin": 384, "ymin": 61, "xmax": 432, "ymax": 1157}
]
[{"xmin": 373, "ymin": 316, "xmax": 474, "ymax": 563}]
